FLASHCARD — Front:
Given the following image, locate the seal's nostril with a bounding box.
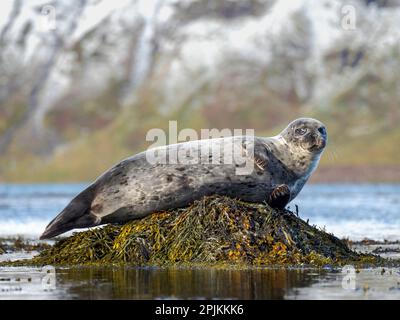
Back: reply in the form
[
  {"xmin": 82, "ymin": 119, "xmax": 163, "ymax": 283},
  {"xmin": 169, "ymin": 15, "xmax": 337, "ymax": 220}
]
[{"xmin": 318, "ymin": 127, "xmax": 326, "ymax": 135}]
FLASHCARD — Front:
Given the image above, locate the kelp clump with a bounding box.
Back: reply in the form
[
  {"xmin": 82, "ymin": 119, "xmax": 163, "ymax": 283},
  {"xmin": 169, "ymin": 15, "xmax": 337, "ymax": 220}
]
[{"xmin": 16, "ymin": 196, "xmax": 377, "ymax": 266}]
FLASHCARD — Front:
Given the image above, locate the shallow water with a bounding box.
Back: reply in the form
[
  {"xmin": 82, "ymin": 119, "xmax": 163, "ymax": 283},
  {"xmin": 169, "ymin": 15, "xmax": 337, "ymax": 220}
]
[
  {"xmin": 0, "ymin": 183, "xmax": 399, "ymax": 240},
  {"xmin": 1, "ymin": 266, "xmax": 400, "ymax": 300},
  {"xmin": 294, "ymin": 184, "xmax": 400, "ymax": 241}
]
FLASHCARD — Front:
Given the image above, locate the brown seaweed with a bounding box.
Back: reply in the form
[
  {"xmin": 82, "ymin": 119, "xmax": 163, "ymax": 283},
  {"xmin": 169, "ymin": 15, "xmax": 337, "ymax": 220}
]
[{"xmin": 4, "ymin": 196, "xmax": 383, "ymax": 267}]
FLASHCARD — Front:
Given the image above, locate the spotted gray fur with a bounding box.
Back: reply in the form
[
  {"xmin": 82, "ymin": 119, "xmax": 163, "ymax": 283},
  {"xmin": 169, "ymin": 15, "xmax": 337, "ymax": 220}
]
[{"xmin": 40, "ymin": 118, "xmax": 327, "ymax": 239}]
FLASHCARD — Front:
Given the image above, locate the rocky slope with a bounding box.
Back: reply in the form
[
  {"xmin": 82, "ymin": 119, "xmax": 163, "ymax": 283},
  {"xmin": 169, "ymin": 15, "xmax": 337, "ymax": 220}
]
[{"xmin": 0, "ymin": 0, "xmax": 399, "ymax": 182}]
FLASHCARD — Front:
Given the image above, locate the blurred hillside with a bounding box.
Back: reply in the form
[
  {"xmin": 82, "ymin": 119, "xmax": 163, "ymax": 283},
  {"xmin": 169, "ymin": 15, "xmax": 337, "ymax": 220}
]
[{"xmin": 0, "ymin": 0, "xmax": 399, "ymax": 182}]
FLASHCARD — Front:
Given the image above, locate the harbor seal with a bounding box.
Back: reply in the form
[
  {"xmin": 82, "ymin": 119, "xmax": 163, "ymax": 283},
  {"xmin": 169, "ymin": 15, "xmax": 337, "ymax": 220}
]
[{"xmin": 40, "ymin": 118, "xmax": 327, "ymax": 239}]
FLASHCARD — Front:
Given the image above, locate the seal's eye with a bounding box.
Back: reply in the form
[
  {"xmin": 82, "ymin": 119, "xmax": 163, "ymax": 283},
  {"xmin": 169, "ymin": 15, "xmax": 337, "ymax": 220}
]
[{"xmin": 295, "ymin": 128, "xmax": 308, "ymax": 135}]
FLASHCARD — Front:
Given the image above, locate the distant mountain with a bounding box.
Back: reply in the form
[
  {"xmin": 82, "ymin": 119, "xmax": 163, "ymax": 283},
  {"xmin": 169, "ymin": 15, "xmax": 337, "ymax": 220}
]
[{"xmin": 0, "ymin": 0, "xmax": 399, "ymax": 182}]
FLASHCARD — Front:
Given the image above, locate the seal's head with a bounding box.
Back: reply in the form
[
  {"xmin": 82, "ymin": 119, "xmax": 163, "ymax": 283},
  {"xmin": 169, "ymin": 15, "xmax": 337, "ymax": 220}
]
[{"xmin": 280, "ymin": 118, "xmax": 327, "ymax": 154}]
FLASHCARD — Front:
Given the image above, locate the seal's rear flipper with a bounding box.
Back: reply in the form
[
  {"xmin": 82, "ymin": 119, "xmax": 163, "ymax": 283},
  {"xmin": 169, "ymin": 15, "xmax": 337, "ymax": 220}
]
[
  {"xmin": 39, "ymin": 209, "xmax": 97, "ymax": 239},
  {"xmin": 268, "ymin": 184, "xmax": 291, "ymax": 209},
  {"xmin": 40, "ymin": 186, "xmax": 97, "ymax": 239}
]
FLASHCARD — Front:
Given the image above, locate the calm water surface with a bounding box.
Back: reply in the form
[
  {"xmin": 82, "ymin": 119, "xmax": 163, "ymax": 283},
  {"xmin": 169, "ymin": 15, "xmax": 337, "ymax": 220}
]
[{"xmin": 1, "ymin": 266, "xmax": 400, "ymax": 300}]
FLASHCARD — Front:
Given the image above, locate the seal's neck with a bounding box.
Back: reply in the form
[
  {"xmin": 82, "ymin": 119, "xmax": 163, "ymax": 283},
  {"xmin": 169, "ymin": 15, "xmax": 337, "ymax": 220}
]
[{"xmin": 268, "ymin": 135, "xmax": 322, "ymax": 178}]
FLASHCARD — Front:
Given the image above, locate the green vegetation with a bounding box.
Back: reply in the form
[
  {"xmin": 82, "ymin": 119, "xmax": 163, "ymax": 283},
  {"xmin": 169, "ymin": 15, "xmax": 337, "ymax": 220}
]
[
  {"xmin": 0, "ymin": 0, "xmax": 399, "ymax": 183},
  {"xmin": 5, "ymin": 196, "xmax": 382, "ymax": 267},
  {"xmin": 2, "ymin": 105, "xmax": 399, "ymax": 183},
  {"xmin": 1, "ymin": 59, "xmax": 399, "ymax": 183}
]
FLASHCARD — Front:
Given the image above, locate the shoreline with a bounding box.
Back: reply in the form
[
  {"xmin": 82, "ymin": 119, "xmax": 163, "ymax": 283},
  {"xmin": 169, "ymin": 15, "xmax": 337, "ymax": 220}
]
[
  {"xmin": 311, "ymin": 165, "xmax": 400, "ymax": 183},
  {"xmin": 1, "ymin": 166, "xmax": 400, "ymax": 184}
]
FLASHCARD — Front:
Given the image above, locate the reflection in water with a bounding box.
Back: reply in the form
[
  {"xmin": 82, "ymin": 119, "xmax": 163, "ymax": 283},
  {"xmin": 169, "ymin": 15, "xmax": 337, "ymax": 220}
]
[
  {"xmin": 2, "ymin": 266, "xmax": 400, "ymax": 299},
  {"xmin": 59, "ymin": 267, "xmax": 317, "ymax": 300},
  {"xmin": 286, "ymin": 268, "xmax": 400, "ymax": 300}
]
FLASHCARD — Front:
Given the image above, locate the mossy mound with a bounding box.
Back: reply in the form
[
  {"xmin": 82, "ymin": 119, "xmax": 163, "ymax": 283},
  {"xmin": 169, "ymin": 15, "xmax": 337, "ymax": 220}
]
[{"xmin": 9, "ymin": 196, "xmax": 379, "ymax": 267}]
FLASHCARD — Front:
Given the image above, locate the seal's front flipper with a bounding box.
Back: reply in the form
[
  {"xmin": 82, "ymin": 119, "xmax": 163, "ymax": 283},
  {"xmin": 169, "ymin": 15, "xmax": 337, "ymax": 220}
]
[
  {"xmin": 268, "ymin": 184, "xmax": 291, "ymax": 209},
  {"xmin": 241, "ymin": 139, "xmax": 269, "ymax": 173}
]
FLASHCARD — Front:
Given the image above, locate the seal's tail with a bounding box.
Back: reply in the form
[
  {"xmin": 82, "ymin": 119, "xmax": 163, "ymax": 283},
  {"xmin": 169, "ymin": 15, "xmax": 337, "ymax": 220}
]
[{"xmin": 39, "ymin": 186, "xmax": 97, "ymax": 239}]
